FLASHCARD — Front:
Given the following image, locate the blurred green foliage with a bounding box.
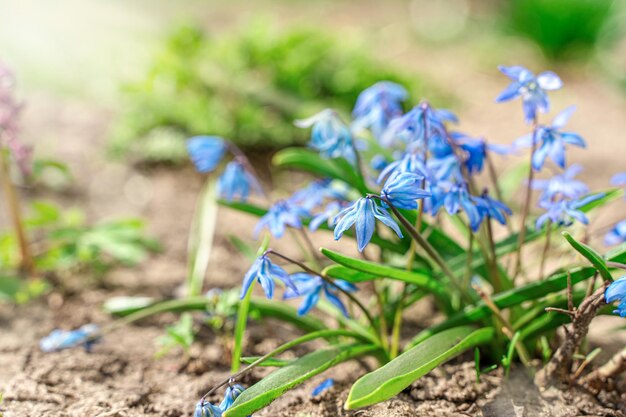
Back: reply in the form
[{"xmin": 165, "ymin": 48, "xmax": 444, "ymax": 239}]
[
  {"xmin": 110, "ymin": 22, "xmax": 449, "ymax": 164},
  {"xmin": 0, "ymin": 201, "xmax": 160, "ymax": 288},
  {"xmin": 504, "ymin": 0, "xmax": 616, "ymax": 60}
]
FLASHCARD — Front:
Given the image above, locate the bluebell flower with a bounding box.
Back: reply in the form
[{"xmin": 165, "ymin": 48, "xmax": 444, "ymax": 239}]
[
  {"xmin": 472, "ymin": 194, "xmax": 512, "ymax": 227},
  {"xmin": 187, "ymin": 136, "xmax": 227, "ymax": 173},
  {"xmin": 381, "ymin": 172, "xmax": 430, "ymax": 210},
  {"xmin": 217, "ymin": 161, "xmax": 262, "ymax": 202},
  {"xmin": 535, "ymin": 193, "xmax": 603, "ymax": 229},
  {"xmin": 495, "ymin": 65, "xmax": 563, "ymax": 123},
  {"xmin": 296, "ymin": 109, "xmax": 355, "ymax": 162},
  {"xmin": 381, "ymin": 102, "xmax": 457, "ymax": 148},
  {"xmin": 444, "ymin": 184, "xmax": 482, "ymax": 232},
  {"xmin": 451, "ymin": 133, "xmax": 513, "ymax": 175},
  {"xmin": 219, "ymin": 384, "xmax": 246, "ymax": 411},
  {"xmin": 311, "ymin": 378, "xmax": 335, "ymax": 397},
  {"xmin": 40, "ymin": 324, "xmax": 100, "ymax": 353},
  {"xmin": 194, "ymin": 401, "xmax": 222, "ymax": 417},
  {"xmin": 377, "ymin": 152, "xmax": 428, "ymax": 184},
  {"xmin": 309, "ymin": 201, "xmax": 347, "ymax": 232},
  {"xmin": 605, "ymin": 276, "xmax": 626, "ymax": 317},
  {"xmin": 514, "ymin": 106, "xmax": 585, "ymax": 171},
  {"xmin": 334, "ymin": 197, "xmax": 403, "ymax": 252},
  {"xmin": 254, "ymin": 200, "xmax": 308, "ymax": 238},
  {"xmin": 610, "ymin": 172, "xmax": 626, "ymax": 197},
  {"xmin": 241, "ymin": 255, "xmax": 298, "ymax": 300},
  {"xmin": 604, "ymin": 220, "xmax": 626, "ymax": 246},
  {"xmin": 352, "ymin": 81, "xmax": 407, "ymax": 140},
  {"xmin": 288, "ymin": 179, "xmax": 346, "ymax": 213},
  {"xmin": 370, "ymin": 154, "xmax": 388, "ymax": 172},
  {"xmin": 532, "ymin": 164, "xmax": 589, "ymax": 203},
  {"xmin": 283, "ymin": 273, "xmax": 356, "ymax": 317}
]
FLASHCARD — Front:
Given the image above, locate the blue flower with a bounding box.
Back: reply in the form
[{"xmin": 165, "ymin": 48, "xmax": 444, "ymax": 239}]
[
  {"xmin": 334, "ymin": 197, "xmax": 403, "ymax": 252},
  {"xmin": 288, "ymin": 179, "xmax": 346, "ymax": 213},
  {"xmin": 444, "ymin": 184, "xmax": 482, "ymax": 232},
  {"xmin": 40, "ymin": 324, "xmax": 100, "ymax": 353},
  {"xmin": 296, "ymin": 109, "xmax": 355, "ymax": 162},
  {"xmin": 309, "ymin": 201, "xmax": 347, "ymax": 232},
  {"xmin": 472, "ymin": 194, "xmax": 512, "ymax": 227},
  {"xmin": 370, "ymin": 154, "xmax": 389, "ymax": 172},
  {"xmin": 381, "ymin": 102, "xmax": 457, "ymax": 147},
  {"xmin": 514, "ymin": 106, "xmax": 585, "ymax": 171},
  {"xmin": 254, "ymin": 200, "xmax": 308, "ymax": 238},
  {"xmin": 532, "ymin": 164, "xmax": 589, "ymax": 203},
  {"xmin": 381, "ymin": 172, "xmax": 430, "ymax": 210},
  {"xmin": 283, "ymin": 273, "xmax": 356, "ymax": 317},
  {"xmin": 451, "ymin": 133, "xmax": 513, "ymax": 175},
  {"xmin": 535, "ymin": 193, "xmax": 603, "ymax": 229},
  {"xmin": 605, "ymin": 277, "xmax": 626, "ymax": 317},
  {"xmin": 352, "ymin": 81, "xmax": 407, "ymax": 140},
  {"xmin": 194, "ymin": 401, "xmax": 222, "ymax": 417},
  {"xmin": 219, "ymin": 384, "xmax": 246, "ymax": 411},
  {"xmin": 611, "ymin": 173, "xmax": 626, "ymax": 199},
  {"xmin": 377, "ymin": 152, "xmax": 428, "ymax": 184},
  {"xmin": 311, "ymin": 378, "xmax": 335, "ymax": 397},
  {"xmin": 218, "ymin": 161, "xmax": 262, "ymax": 202},
  {"xmin": 495, "ymin": 65, "xmax": 563, "ymax": 123},
  {"xmin": 604, "ymin": 220, "xmax": 626, "ymax": 246},
  {"xmin": 187, "ymin": 136, "xmax": 227, "ymax": 173},
  {"xmin": 241, "ymin": 255, "xmax": 298, "ymax": 300}
]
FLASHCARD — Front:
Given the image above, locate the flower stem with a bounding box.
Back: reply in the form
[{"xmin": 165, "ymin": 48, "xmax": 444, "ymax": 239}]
[
  {"xmin": 0, "ymin": 146, "xmax": 34, "ymax": 276},
  {"xmin": 539, "ymin": 220, "xmax": 552, "ymax": 280}
]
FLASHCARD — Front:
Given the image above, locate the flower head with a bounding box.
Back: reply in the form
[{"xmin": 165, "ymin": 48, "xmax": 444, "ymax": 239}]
[
  {"xmin": 605, "ymin": 277, "xmax": 626, "ymax": 317},
  {"xmin": 334, "ymin": 197, "xmax": 403, "ymax": 252},
  {"xmin": 0, "ymin": 62, "xmax": 31, "ymax": 176},
  {"xmin": 194, "ymin": 401, "xmax": 222, "ymax": 417},
  {"xmin": 472, "ymin": 194, "xmax": 512, "ymax": 227},
  {"xmin": 254, "ymin": 200, "xmax": 308, "ymax": 238},
  {"xmin": 532, "ymin": 164, "xmax": 589, "ymax": 203},
  {"xmin": 187, "ymin": 136, "xmax": 227, "ymax": 173},
  {"xmin": 444, "ymin": 184, "xmax": 482, "ymax": 232},
  {"xmin": 496, "ymin": 65, "xmax": 563, "ymax": 123},
  {"xmin": 377, "ymin": 152, "xmax": 428, "ymax": 184},
  {"xmin": 535, "ymin": 193, "xmax": 603, "ymax": 229},
  {"xmin": 219, "ymin": 384, "xmax": 246, "ymax": 411},
  {"xmin": 309, "ymin": 201, "xmax": 347, "ymax": 232},
  {"xmin": 451, "ymin": 133, "xmax": 512, "ymax": 175},
  {"xmin": 352, "ymin": 81, "xmax": 407, "ymax": 140},
  {"xmin": 288, "ymin": 179, "xmax": 346, "ymax": 213},
  {"xmin": 296, "ymin": 109, "xmax": 355, "ymax": 161},
  {"xmin": 40, "ymin": 324, "xmax": 100, "ymax": 353},
  {"xmin": 381, "ymin": 102, "xmax": 457, "ymax": 147},
  {"xmin": 283, "ymin": 273, "xmax": 356, "ymax": 317},
  {"xmin": 381, "ymin": 172, "xmax": 430, "ymax": 210},
  {"xmin": 604, "ymin": 220, "xmax": 626, "ymax": 246},
  {"xmin": 311, "ymin": 378, "xmax": 335, "ymax": 397},
  {"xmin": 514, "ymin": 106, "xmax": 585, "ymax": 171},
  {"xmin": 218, "ymin": 161, "xmax": 262, "ymax": 202},
  {"xmin": 241, "ymin": 255, "xmax": 297, "ymax": 300}
]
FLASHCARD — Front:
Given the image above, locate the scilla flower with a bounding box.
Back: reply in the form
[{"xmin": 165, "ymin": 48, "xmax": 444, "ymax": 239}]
[
  {"xmin": 295, "ymin": 109, "xmax": 355, "ymax": 161},
  {"xmin": 334, "ymin": 197, "xmax": 403, "ymax": 252},
  {"xmin": 377, "ymin": 152, "xmax": 428, "ymax": 184},
  {"xmin": 283, "ymin": 273, "xmax": 356, "ymax": 317},
  {"xmin": 254, "ymin": 200, "xmax": 308, "ymax": 238},
  {"xmin": 535, "ymin": 193, "xmax": 603, "ymax": 229},
  {"xmin": 610, "ymin": 172, "xmax": 626, "ymax": 199},
  {"xmin": 311, "ymin": 378, "xmax": 335, "ymax": 397},
  {"xmin": 604, "ymin": 220, "xmax": 626, "ymax": 246},
  {"xmin": 352, "ymin": 81, "xmax": 407, "ymax": 140},
  {"xmin": 444, "ymin": 184, "xmax": 482, "ymax": 232},
  {"xmin": 309, "ymin": 201, "xmax": 346, "ymax": 232},
  {"xmin": 514, "ymin": 106, "xmax": 585, "ymax": 171},
  {"xmin": 605, "ymin": 277, "xmax": 626, "ymax": 317},
  {"xmin": 218, "ymin": 161, "xmax": 262, "ymax": 202},
  {"xmin": 40, "ymin": 324, "xmax": 100, "ymax": 353},
  {"xmin": 381, "ymin": 102, "xmax": 457, "ymax": 147},
  {"xmin": 532, "ymin": 164, "xmax": 589, "ymax": 203},
  {"xmin": 241, "ymin": 255, "xmax": 298, "ymax": 299},
  {"xmin": 495, "ymin": 65, "xmax": 563, "ymax": 123},
  {"xmin": 194, "ymin": 401, "xmax": 222, "ymax": 417},
  {"xmin": 187, "ymin": 136, "xmax": 227, "ymax": 173},
  {"xmin": 451, "ymin": 133, "xmax": 512, "ymax": 175},
  {"xmin": 219, "ymin": 384, "xmax": 246, "ymax": 411},
  {"xmin": 472, "ymin": 194, "xmax": 512, "ymax": 227},
  {"xmin": 381, "ymin": 172, "xmax": 430, "ymax": 210}
]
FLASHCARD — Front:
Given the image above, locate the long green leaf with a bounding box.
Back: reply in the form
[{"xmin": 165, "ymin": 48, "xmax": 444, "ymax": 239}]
[
  {"xmin": 346, "ymin": 326, "xmax": 494, "ymax": 409},
  {"xmin": 321, "ymin": 248, "xmax": 447, "ymax": 301},
  {"xmin": 562, "ymin": 231, "xmax": 612, "ymax": 281},
  {"xmin": 224, "ymin": 344, "xmax": 377, "ymax": 417}
]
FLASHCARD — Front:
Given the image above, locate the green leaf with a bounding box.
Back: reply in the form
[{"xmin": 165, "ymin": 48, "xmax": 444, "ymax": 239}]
[
  {"xmin": 320, "ymin": 248, "xmax": 446, "ymax": 301},
  {"xmin": 187, "ymin": 178, "xmax": 219, "ymax": 296},
  {"xmin": 224, "ymin": 344, "xmax": 377, "ymax": 417},
  {"xmin": 323, "ymin": 265, "xmax": 379, "ymax": 283},
  {"xmin": 346, "ymin": 326, "xmax": 494, "ymax": 409},
  {"xmin": 562, "ymin": 231, "xmax": 612, "ymax": 281},
  {"xmin": 273, "ymin": 148, "xmax": 369, "ymax": 194}
]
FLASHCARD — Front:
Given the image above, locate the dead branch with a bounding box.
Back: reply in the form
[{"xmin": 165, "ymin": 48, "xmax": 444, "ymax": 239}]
[{"xmin": 581, "ymin": 347, "xmax": 626, "ymax": 391}]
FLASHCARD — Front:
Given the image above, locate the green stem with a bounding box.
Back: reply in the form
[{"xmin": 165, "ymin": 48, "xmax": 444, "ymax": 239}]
[
  {"xmin": 232, "ymin": 282, "xmax": 254, "ymax": 372},
  {"xmin": 201, "ymin": 329, "xmax": 369, "ymax": 401}
]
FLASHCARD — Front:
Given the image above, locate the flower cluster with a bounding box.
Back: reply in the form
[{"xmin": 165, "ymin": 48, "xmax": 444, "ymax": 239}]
[
  {"xmin": 0, "ymin": 61, "xmax": 31, "ymax": 176},
  {"xmin": 194, "ymin": 384, "xmax": 246, "ymax": 417}
]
